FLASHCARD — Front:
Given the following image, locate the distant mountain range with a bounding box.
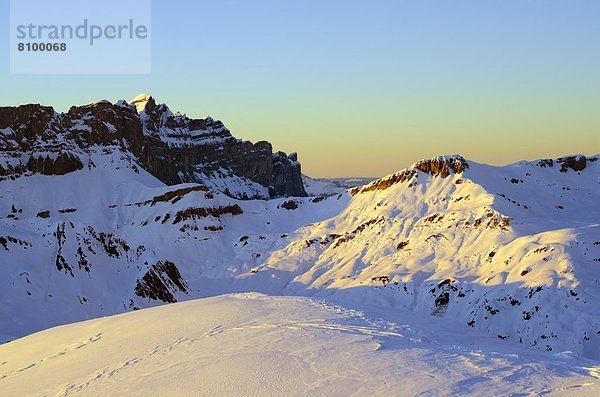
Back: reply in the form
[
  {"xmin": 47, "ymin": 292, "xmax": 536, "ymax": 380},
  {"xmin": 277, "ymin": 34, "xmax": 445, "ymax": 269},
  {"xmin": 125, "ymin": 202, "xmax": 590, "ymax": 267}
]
[
  {"xmin": 0, "ymin": 97, "xmax": 598, "ymax": 360},
  {"xmin": 302, "ymin": 176, "xmax": 377, "ymax": 196}
]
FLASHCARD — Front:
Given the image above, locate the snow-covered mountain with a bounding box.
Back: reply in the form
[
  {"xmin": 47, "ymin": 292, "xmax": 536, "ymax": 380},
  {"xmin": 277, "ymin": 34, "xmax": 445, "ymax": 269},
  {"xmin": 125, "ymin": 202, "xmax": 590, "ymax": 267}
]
[
  {"xmin": 0, "ymin": 95, "xmax": 306, "ymax": 199},
  {"xmin": 1, "ymin": 112, "xmax": 598, "ymax": 366}
]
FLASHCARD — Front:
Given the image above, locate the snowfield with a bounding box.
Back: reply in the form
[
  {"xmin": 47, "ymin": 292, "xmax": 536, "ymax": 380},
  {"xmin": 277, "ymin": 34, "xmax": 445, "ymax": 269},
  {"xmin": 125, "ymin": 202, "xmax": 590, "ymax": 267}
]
[
  {"xmin": 1, "ymin": 293, "xmax": 598, "ymax": 397},
  {"xmin": 1, "ymin": 145, "xmax": 599, "ymax": 395}
]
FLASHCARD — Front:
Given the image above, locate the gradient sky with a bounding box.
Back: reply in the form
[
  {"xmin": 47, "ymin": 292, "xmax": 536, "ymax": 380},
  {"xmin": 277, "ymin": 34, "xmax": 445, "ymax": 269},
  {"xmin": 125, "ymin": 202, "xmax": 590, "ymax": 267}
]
[{"xmin": 1, "ymin": 0, "xmax": 599, "ymax": 177}]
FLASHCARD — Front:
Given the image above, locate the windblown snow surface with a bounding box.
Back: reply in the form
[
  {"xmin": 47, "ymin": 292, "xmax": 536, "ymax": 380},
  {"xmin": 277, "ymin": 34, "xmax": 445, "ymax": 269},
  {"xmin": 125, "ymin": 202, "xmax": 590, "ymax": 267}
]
[
  {"xmin": 1, "ymin": 293, "xmax": 598, "ymax": 397},
  {"xmin": 1, "ymin": 150, "xmax": 599, "ymax": 396}
]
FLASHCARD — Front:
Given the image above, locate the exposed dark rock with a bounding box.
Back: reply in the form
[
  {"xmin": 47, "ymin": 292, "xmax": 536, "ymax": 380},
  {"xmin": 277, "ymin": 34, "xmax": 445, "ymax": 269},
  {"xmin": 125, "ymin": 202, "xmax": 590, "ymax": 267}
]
[
  {"xmin": 413, "ymin": 155, "xmax": 469, "ymax": 178},
  {"xmin": 0, "ymin": 104, "xmax": 55, "ymax": 137},
  {"xmin": 150, "ymin": 185, "xmax": 209, "ymax": 205},
  {"xmin": 54, "ymin": 223, "xmax": 73, "ymax": 277},
  {"xmin": 26, "ymin": 153, "xmax": 84, "ymax": 176},
  {"xmin": 36, "ymin": 210, "xmax": 50, "ymax": 218},
  {"xmin": 332, "ymin": 217, "xmax": 385, "ymax": 248},
  {"xmin": 281, "ymin": 200, "xmax": 299, "ymax": 210},
  {"xmin": 83, "ymin": 226, "xmax": 130, "ymax": 258},
  {"xmin": 0, "ymin": 235, "xmax": 31, "ymax": 251},
  {"xmin": 352, "ymin": 155, "xmax": 468, "ymax": 195},
  {"xmin": 77, "ymin": 246, "xmax": 91, "ymax": 272},
  {"xmin": 271, "ymin": 152, "xmax": 307, "ymax": 197},
  {"xmin": 371, "ymin": 275, "xmax": 390, "ymax": 285},
  {"xmin": 557, "ymin": 155, "xmax": 587, "ymax": 172},
  {"xmin": 134, "ymin": 260, "xmax": 188, "ymax": 303},
  {"xmin": 66, "ymin": 101, "xmax": 144, "ymax": 155},
  {"xmin": 437, "ymin": 278, "xmax": 454, "ymax": 288},
  {"xmin": 397, "ymin": 240, "xmax": 409, "ymax": 250},
  {"xmin": 136, "ymin": 97, "xmax": 305, "ymax": 197},
  {"xmin": 172, "ymin": 204, "xmax": 243, "ymax": 224},
  {"xmin": 537, "ymin": 159, "xmax": 554, "ymax": 168},
  {"xmin": 0, "ymin": 102, "xmax": 137, "ymax": 180},
  {"xmin": 435, "ymin": 292, "xmax": 450, "ymax": 307}
]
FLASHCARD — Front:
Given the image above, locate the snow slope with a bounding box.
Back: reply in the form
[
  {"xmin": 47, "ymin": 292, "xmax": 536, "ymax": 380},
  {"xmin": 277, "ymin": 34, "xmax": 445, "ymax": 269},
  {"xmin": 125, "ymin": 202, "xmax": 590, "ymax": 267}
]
[
  {"xmin": 1, "ymin": 293, "xmax": 598, "ymax": 397},
  {"xmin": 0, "ymin": 147, "xmax": 340, "ymax": 341},
  {"xmin": 1, "ymin": 151, "xmax": 599, "ymax": 363},
  {"xmin": 259, "ymin": 155, "xmax": 600, "ymax": 358}
]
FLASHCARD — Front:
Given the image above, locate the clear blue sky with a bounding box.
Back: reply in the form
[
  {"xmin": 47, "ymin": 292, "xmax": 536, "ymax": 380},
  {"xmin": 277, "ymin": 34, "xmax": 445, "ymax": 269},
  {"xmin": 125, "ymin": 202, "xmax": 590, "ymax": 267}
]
[{"xmin": 1, "ymin": 0, "xmax": 599, "ymax": 177}]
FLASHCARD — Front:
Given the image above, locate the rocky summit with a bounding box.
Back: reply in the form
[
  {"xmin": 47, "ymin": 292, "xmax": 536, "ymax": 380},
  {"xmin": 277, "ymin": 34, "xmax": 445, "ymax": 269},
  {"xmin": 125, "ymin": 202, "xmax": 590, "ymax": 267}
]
[{"xmin": 0, "ymin": 95, "xmax": 307, "ymax": 199}]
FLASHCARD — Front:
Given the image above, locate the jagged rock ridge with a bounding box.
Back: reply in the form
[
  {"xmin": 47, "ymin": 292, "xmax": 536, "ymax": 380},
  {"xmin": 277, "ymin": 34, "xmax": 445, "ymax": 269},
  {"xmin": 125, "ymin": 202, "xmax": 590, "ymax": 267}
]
[{"xmin": 0, "ymin": 96, "xmax": 307, "ymax": 198}]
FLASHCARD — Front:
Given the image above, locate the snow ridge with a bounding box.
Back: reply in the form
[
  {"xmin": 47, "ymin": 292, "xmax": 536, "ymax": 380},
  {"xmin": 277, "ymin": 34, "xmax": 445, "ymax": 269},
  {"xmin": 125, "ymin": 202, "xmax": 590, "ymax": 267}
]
[{"xmin": 0, "ymin": 152, "xmax": 598, "ymax": 362}]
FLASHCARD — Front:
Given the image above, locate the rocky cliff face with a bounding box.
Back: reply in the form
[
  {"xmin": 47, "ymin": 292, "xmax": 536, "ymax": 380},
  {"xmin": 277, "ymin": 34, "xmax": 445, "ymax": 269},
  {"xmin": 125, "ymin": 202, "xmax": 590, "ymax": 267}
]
[
  {"xmin": 271, "ymin": 151, "xmax": 306, "ymax": 197},
  {"xmin": 351, "ymin": 155, "xmax": 470, "ymax": 194},
  {"xmin": 0, "ymin": 95, "xmax": 307, "ymax": 198},
  {"xmin": 133, "ymin": 94, "xmax": 306, "ymax": 197},
  {"xmin": 0, "ymin": 101, "xmax": 143, "ymax": 180}
]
